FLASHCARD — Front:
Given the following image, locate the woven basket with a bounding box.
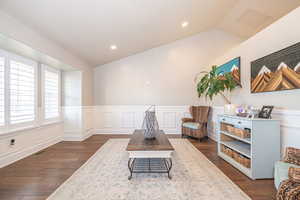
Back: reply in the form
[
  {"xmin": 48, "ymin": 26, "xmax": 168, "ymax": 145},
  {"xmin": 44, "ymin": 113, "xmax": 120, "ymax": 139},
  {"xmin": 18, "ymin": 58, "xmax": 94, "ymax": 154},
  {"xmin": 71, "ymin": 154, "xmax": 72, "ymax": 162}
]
[
  {"xmin": 226, "ymin": 148, "xmax": 251, "ymax": 169},
  {"xmin": 243, "ymin": 157, "xmax": 251, "ymax": 168},
  {"xmin": 221, "ymin": 145, "xmax": 233, "ymax": 158},
  {"xmin": 227, "ymin": 126, "xmax": 250, "ymax": 138},
  {"xmin": 221, "ymin": 123, "xmax": 229, "ymax": 132}
]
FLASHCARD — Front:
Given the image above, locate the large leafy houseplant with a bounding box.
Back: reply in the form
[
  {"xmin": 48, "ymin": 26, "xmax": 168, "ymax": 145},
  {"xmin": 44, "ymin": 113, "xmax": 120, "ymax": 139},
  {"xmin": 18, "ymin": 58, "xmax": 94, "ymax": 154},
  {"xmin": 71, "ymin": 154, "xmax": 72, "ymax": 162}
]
[{"xmin": 196, "ymin": 65, "xmax": 237, "ymax": 104}]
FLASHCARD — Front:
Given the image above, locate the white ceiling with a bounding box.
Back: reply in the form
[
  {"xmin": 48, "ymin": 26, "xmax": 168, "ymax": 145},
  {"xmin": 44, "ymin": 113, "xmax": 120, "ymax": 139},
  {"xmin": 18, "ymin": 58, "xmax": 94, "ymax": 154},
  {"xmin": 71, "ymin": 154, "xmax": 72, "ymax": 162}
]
[{"xmin": 0, "ymin": 0, "xmax": 299, "ymax": 67}]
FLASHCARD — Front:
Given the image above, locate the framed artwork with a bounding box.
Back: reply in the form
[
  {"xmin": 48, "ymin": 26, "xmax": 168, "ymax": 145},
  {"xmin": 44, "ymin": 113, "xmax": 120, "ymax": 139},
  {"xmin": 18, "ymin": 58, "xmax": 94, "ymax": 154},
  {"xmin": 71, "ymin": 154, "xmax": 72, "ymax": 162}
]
[
  {"xmin": 258, "ymin": 106, "xmax": 274, "ymax": 119},
  {"xmin": 216, "ymin": 57, "xmax": 241, "ymax": 85},
  {"xmin": 251, "ymin": 42, "xmax": 300, "ymax": 93}
]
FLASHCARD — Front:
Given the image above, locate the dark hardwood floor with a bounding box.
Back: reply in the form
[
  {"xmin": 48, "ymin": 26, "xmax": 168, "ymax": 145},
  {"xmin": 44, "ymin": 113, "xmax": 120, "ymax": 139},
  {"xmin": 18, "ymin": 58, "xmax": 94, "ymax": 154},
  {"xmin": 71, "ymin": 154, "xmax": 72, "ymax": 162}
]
[{"xmin": 0, "ymin": 135, "xmax": 276, "ymax": 200}]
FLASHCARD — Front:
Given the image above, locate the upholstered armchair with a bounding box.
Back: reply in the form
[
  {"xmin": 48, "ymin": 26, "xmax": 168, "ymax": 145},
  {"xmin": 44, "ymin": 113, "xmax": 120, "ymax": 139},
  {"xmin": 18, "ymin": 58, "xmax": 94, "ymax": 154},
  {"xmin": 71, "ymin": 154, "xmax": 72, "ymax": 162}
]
[
  {"xmin": 276, "ymin": 147, "xmax": 300, "ymax": 199},
  {"xmin": 181, "ymin": 106, "xmax": 210, "ymax": 141}
]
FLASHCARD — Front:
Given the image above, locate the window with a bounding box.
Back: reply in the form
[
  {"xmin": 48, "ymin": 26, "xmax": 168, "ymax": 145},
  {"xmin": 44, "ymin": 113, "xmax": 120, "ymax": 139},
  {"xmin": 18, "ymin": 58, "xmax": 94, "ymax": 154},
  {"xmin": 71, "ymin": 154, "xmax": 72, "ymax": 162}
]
[
  {"xmin": 0, "ymin": 56, "xmax": 4, "ymax": 126},
  {"xmin": 0, "ymin": 48, "xmax": 62, "ymax": 134},
  {"xmin": 9, "ymin": 59, "xmax": 37, "ymax": 124},
  {"xmin": 42, "ymin": 65, "xmax": 60, "ymax": 121}
]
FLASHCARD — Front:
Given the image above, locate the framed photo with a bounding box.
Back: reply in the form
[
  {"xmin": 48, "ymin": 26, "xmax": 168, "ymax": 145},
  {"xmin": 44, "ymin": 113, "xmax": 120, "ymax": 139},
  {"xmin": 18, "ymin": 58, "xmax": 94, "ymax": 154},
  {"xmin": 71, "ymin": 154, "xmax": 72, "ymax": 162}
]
[{"xmin": 258, "ymin": 106, "xmax": 274, "ymax": 119}]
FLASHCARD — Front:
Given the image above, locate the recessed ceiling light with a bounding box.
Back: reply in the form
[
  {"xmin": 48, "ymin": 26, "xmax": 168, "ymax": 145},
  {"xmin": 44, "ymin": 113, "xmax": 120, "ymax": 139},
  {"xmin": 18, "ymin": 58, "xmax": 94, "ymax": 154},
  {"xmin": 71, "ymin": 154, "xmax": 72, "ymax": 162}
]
[
  {"xmin": 110, "ymin": 45, "xmax": 117, "ymax": 50},
  {"xmin": 181, "ymin": 21, "xmax": 189, "ymax": 28}
]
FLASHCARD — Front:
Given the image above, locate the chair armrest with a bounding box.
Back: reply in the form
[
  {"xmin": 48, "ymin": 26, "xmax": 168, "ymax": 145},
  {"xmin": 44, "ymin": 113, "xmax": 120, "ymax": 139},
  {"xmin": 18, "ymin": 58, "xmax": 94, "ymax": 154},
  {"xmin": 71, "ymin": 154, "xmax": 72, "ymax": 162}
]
[
  {"xmin": 284, "ymin": 147, "xmax": 300, "ymax": 165},
  {"xmin": 181, "ymin": 118, "xmax": 194, "ymax": 123},
  {"xmin": 289, "ymin": 167, "xmax": 300, "ymax": 183}
]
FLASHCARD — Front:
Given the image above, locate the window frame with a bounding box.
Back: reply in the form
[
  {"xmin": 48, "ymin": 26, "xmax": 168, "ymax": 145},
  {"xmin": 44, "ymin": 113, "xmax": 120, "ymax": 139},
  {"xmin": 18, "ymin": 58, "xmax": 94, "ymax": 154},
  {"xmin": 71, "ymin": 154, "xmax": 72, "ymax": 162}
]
[
  {"xmin": 0, "ymin": 49, "xmax": 6, "ymax": 132},
  {"xmin": 6, "ymin": 52, "xmax": 39, "ymax": 130},
  {"xmin": 41, "ymin": 64, "xmax": 62, "ymax": 124}
]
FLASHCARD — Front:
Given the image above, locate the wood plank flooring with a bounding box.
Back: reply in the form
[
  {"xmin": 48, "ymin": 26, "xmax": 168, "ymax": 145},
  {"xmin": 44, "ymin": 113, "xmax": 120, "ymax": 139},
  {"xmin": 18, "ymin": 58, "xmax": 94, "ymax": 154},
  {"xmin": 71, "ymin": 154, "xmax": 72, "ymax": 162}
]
[{"xmin": 0, "ymin": 135, "xmax": 276, "ymax": 200}]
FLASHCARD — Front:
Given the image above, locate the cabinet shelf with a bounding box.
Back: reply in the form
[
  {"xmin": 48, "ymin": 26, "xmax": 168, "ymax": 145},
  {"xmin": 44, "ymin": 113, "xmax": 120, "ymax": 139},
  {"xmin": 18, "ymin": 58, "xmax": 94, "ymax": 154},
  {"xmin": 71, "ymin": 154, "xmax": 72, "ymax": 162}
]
[
  {"xmin": 220, "ymin": 140, "xmax": 251, "ymax": 158},
  {"xmin": 218, "ymin": 152, "xmax": 251, "ymax": 177},
  {"xmin": 220, "ymin": 131, "xmax": 251, "ymax": 144}
]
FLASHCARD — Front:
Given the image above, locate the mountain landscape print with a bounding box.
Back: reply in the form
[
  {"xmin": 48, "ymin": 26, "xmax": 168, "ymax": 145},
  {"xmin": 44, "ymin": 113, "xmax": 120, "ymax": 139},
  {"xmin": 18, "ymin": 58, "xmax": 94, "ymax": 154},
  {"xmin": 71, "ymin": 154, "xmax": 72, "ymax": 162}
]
[
  {"xmin": 216, "ymin": 57, "xmax": 241, "ymax": 84},
  {"xmin": 251, "ymin": 42, "xmax": 300, "ymax": 93}
]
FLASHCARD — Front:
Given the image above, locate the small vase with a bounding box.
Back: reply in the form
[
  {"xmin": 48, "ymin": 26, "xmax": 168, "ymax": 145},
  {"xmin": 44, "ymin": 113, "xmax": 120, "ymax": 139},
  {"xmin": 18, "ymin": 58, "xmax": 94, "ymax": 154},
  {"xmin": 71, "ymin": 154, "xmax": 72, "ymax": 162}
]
[{"xmin": 224, "ymin": 104, "xmax": 237, "ymax": 115}]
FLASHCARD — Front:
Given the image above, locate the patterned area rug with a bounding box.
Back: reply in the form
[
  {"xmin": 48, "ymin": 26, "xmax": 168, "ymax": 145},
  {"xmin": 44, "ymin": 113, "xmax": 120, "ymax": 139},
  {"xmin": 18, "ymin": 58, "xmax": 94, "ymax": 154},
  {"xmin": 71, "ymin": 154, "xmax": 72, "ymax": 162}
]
[{"xmin": 48, "ymin": 139, "xmax": 250, "ymax": 200}]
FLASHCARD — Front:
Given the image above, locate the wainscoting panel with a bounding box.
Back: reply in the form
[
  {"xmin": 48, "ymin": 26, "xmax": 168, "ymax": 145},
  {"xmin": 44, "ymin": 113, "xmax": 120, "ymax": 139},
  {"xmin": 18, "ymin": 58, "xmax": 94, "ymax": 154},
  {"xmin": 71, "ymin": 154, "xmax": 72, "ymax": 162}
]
[
  {"xmin": 94, "ymin": 105, "xmax": 190, "ymax": 134},
  {"xmin": 68, "ymin": 105, "xmax": 300, "ymax": 156},
  {"xmin": 121, "ymin": 112, "xmax": 135, "ymax": 128},
  {"xmin": 103, "ymin": 112, "xmax": 113, "ymax": 128},
  {"xmin": 162, "ymin": 112, "xmax": 177, "ymax": 129},
  {"xmin": 63, "ymin": 106, "xmax": 94, "ymax": 141}
]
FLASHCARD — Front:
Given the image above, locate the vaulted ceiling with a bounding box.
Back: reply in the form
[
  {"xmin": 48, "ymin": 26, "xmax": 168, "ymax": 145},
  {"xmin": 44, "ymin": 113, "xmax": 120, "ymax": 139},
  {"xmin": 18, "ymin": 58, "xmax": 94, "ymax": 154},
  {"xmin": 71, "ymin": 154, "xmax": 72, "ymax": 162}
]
[{"xmin": 0, "ymin": 0, "xmax": 299, "ymax": 67}]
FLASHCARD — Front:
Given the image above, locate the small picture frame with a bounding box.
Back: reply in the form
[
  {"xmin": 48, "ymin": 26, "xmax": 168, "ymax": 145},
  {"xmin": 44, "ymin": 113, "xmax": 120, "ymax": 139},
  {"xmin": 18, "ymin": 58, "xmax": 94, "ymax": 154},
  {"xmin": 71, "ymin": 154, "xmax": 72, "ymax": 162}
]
[{"xmin": 258, "ymin": 106, "xmax": 274, "ymax": 119}]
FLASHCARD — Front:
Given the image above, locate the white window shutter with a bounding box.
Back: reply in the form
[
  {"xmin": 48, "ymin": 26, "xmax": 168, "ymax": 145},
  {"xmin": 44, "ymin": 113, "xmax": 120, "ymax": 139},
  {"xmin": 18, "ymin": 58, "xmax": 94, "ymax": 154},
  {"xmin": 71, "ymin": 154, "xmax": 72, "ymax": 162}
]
[
  {"xmin": 44, "ymin": 66, "xmax": 60, "ymax": 120},
  {"xmin": 0, "ymin": 57, "xmax": 4, "ymax": 126},
  {"xmin": 9, "ymin": 60, "xmax": 36, "ymax": 124}
]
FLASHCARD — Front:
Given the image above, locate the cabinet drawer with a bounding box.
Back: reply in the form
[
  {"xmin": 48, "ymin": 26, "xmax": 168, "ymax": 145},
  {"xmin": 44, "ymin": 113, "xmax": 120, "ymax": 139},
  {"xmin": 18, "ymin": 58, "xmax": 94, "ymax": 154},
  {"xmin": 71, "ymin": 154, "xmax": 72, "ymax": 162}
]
[
  {"xmin": 219, "ymin": 116, "xmax": 251, "ymax": 128},
  {"xmin": 219, "ymin": 116, "xmax": 233, "ymax": 124}
]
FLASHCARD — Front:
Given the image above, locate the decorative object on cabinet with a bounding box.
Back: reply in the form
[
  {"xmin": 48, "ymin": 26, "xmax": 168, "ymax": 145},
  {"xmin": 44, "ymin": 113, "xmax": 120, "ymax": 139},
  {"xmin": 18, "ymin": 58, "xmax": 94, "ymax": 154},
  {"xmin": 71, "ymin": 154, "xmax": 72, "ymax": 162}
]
[
  {"xmin": 258, "ymin": 105, "xmax": 274, "ymax": 119},
  {"xmin": 195, "ymin": 66, "xmax": 238, "ymax": 115},
  {"xmin": 251, "ymin": 42, "xmax": 300, "ymax": 93},
  {"xmin": 236, "ymin": 105, "xmax": 259, "ymax": 118},
  {"xmin": 248, "ymin": 107, "xmax": 260, "ymax": 119},
  {"xmin": 216, "ymin": 57, "xmax": 241, "ymax": 85},
  {"xmin": 218, "ymin": 114, "xmax": 280, "ymax": 179},
  {"xmin": 181, "ymin": 106, "xmax": 210, "ymax": 141}
]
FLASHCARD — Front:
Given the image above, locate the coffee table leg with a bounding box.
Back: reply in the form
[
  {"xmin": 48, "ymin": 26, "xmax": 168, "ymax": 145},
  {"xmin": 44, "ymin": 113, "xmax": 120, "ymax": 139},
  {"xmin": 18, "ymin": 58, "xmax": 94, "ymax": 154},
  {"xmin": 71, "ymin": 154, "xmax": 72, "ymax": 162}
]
[
  {"xmin": 128, "ymin": 158, "xmax": 135, "ymax": 180},
  {"xmin": 164, "ymin": 158, "xmax": 173, "ymax": 179}
]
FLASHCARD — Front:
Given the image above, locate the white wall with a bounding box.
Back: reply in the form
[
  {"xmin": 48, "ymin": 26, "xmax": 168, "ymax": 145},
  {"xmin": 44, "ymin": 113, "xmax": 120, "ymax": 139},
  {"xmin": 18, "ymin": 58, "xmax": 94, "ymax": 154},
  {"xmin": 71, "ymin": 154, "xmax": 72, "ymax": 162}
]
[
  {"xmin": 92, "ymin": 8, "xmax": 300, "ymax": 154},
  {"xmin": 62, "ymin": 71, "xmax": 82, "ymax": 107},
  {"xmin": 62, "ymin": 71, "xmax": 94, "ymax": 141},
  {"xmin": 0, "ymin": 11, "xmax": 94, "ymax": 106},
  {"xmin": 94, "ymin": 29, "xmax": 242, "ymax": 105},
  {"xmin": 0, "ymin": 11, "xmax": 93, "ymax": 167},
  {"xmin": 212, "ymin": 7, "xmax": 300, "ymax": 110}
]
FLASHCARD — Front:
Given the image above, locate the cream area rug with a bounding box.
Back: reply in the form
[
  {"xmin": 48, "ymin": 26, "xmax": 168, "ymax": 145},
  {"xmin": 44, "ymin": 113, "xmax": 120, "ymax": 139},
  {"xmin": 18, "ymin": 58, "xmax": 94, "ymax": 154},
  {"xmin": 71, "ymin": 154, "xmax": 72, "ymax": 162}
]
[{"xmin": 47, "ymin": 139, "xmax": 250, "ymax": 200}]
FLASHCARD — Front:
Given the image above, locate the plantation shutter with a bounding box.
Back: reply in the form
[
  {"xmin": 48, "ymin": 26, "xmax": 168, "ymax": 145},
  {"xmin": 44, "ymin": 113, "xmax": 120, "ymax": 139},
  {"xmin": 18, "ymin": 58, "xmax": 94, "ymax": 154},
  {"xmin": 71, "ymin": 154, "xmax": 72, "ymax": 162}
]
[
  {"xmin": 0, "ymin": 56, "xmax": 4, "ymax": 126},
  {"xmin": 44, "ymin": 67, "xmax": 60, "ymax": 119},
  {"xmin": 9, "ymin": 60, "xmax": 36, "ymax": 124}
]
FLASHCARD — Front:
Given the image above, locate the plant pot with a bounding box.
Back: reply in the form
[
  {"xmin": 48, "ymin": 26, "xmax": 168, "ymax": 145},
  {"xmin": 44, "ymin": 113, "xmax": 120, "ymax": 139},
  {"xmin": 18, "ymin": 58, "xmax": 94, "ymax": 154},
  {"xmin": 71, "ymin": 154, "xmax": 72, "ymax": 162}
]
[{"xmin": 224, "ymin": 104, "xmax": 237, "ymax": 115}]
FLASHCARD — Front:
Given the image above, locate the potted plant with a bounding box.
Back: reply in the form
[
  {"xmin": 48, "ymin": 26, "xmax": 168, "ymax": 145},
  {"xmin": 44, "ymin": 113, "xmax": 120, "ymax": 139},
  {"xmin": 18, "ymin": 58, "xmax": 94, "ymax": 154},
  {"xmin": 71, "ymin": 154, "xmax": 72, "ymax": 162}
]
[{"xmin": 196, "ymin": 65, "xmax": 238, "ymax": 115}]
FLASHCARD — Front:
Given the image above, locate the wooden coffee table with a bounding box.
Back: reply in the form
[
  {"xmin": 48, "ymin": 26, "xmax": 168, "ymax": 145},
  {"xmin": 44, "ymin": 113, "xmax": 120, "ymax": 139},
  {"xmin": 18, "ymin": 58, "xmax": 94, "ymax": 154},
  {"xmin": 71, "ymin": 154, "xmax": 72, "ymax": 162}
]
[{"xmin": 126, "ymin": 129, "xmax": 174, "ymax": 180}]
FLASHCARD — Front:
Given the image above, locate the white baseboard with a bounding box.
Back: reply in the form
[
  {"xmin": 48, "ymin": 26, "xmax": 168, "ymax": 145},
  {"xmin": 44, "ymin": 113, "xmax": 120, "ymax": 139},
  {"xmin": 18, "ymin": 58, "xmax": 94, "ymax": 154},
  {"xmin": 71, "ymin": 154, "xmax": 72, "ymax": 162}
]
[
  {"xmin": 63, "ymin": 130, "xmax": 94, "ymax": 141},
  {"xmin": 94, "ymin": 129, "xmax": 181, "ymax": 135},
  {"xmin": 0, "ymin": 136, "xmax": 62, "ymax": 168},
  {"xmin": 82, "ymin": 129, "xmax": 94, "ymax": 141}
]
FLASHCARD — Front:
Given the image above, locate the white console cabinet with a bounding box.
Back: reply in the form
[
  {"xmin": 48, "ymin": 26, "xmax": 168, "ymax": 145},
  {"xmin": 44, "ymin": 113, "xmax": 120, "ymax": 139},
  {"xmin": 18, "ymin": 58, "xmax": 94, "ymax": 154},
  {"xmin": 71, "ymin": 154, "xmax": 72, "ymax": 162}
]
[{"xmin": 217, "ymin": 114, "xmax": 280, "ymax": 179}]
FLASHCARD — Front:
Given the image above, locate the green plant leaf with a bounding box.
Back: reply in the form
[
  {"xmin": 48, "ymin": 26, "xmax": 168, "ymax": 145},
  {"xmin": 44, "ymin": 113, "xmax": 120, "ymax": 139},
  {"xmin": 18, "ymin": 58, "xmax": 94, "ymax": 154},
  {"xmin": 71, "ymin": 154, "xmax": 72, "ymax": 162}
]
[{"xmin": 196, "ymin": 65, "xmax": 237, "ymax": 102}]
